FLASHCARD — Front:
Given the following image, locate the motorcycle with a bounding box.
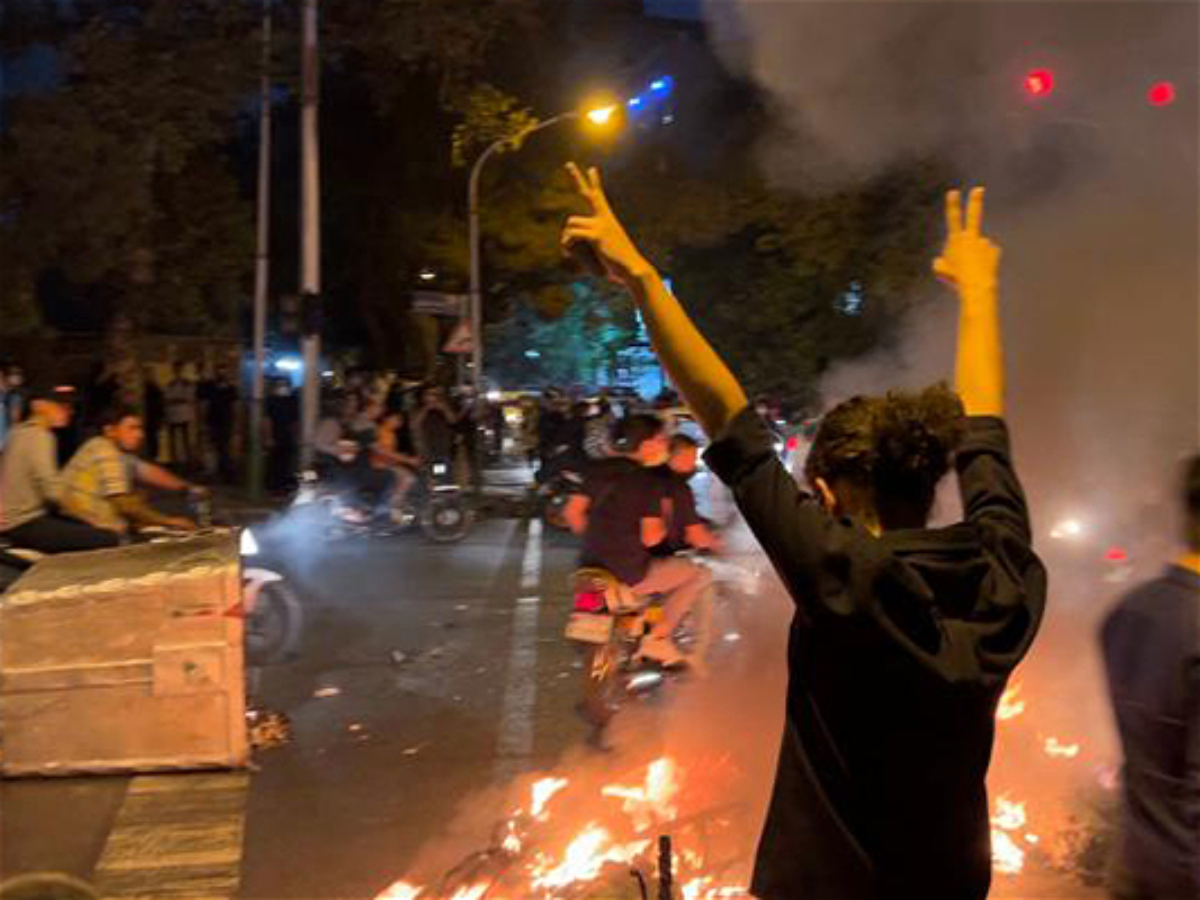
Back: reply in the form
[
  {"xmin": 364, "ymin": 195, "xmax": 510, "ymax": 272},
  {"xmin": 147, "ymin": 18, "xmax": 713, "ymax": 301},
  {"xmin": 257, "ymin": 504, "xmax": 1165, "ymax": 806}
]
[
  {"xmin": 565, "ymin": 567, "xmax": 702, "ymax": 749},
  {"xmin": 291, "ymin": 459, "xmax": 472, "ymax": 544}
]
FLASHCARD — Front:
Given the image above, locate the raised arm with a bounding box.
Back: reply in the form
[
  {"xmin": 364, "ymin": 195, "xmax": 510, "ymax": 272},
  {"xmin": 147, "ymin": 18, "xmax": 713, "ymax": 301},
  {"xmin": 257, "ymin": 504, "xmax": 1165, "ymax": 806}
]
[
  {"xmin": 561, "ymin": 164, "xmax": 747, "ymax": 438},
  {"xmin": 934, "ymin": 188, "xmax": 1004, "ymax": 418}
]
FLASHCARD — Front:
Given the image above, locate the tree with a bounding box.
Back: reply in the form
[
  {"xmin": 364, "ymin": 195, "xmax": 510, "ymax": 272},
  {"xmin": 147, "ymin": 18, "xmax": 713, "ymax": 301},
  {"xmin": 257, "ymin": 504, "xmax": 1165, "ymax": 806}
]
[{"xmin": 0, "ymin": 0, "xmax": 259, "ymax": 336}]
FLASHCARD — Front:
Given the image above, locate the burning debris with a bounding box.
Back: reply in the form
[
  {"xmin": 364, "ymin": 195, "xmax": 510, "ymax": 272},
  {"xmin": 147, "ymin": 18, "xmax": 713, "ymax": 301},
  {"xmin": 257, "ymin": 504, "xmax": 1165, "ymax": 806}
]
[{"xmin": 374, "ymin": 757, "xmax": 750, "ymax": 900}]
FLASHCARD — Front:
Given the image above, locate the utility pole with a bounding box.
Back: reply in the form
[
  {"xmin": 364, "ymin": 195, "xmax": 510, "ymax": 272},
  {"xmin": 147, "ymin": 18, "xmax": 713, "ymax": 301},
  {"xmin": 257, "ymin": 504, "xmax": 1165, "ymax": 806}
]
[
  {"xmin": 299, "ymin": 0, "xmax": 321, "ymax": 468},
  {"xmin": 247, "ymin": 0, "xmax": 272, "ymax": 499}
]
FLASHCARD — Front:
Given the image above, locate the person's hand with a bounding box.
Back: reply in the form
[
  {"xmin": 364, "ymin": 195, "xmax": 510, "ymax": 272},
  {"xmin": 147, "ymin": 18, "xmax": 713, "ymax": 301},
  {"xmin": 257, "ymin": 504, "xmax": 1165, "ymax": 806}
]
[
  {"xmin": 561, "ymin": 163, "xmax": 654, "ymax": 288},
  {"xmin": 932, "ymin": 188, "xmax": 1001, "ymax": 297}
]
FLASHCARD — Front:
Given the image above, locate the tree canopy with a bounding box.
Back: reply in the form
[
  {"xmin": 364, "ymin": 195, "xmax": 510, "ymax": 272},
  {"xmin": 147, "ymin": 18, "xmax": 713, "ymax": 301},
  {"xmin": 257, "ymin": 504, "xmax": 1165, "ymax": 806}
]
[{"xmin": 1, "ymin": 0, "xmax": 951, "ymax": 406}]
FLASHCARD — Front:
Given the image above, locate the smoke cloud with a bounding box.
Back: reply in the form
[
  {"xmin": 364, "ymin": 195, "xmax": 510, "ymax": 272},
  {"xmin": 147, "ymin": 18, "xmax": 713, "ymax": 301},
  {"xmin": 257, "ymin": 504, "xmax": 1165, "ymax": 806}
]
[{"xmin": 702, "ymin": 0, "xmax": 1200, "ymax": 833}]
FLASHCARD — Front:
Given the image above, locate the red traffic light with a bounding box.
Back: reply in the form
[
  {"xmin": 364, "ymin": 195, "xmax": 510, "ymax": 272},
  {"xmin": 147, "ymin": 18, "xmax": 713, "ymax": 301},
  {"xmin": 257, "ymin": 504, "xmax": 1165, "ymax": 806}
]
[
  {"xmin": 1105, "ymin": 546, "xmax": 1129, "ymax": 563},
  {"xmin": 1148, "ymin": 81, "xmax": 1177, "ymax": 107},
  {"xmin": 1024, "ymin": 69, "xmax": 1055, "ymax": 97}
]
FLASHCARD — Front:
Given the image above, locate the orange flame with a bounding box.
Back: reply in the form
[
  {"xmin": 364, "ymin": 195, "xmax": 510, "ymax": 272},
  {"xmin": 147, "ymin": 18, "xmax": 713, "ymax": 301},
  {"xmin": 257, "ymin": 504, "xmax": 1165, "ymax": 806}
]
[
  {"xmin": 600, "ymin": 757, "xmax": 680, "ymax": 832},
  {"xmin": 1043, "ymin": 736, "xmax": 1081, "ymax": 759},
  {"xmin": 997, "ymin": 681, "xmax": 1026, "ymax": 721},
  {"xmin": 529, "ymin": 824, "xmax": 649, "ymax": 891},
  {"xmin": 376, "ymin": 883, "xmax": 422, "ymax": 900},
  {"xmin": 529, "ymin": 776, "xmax": 569, "ymax": 820}
]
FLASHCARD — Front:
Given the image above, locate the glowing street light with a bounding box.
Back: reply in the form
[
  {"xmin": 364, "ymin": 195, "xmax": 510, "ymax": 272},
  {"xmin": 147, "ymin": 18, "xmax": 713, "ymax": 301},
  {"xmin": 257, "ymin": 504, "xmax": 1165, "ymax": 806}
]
[
  {"xmin": 585, "ymin": 104, "xmax": 619, "ymax": 127},
  {"xmin": 466, "ymin": 81, "xmax": 668, "ymax": 393}
]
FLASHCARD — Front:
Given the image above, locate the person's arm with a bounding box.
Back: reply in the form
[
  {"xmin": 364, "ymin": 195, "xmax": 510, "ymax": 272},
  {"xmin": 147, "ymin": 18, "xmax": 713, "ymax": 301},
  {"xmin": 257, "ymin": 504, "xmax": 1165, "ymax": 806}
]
[
  {"xmin": 111, "ymin": 493, "xmax": 194, "ymax": 531},
  {"xmin": 564, "ymin": 493, "xmax": 590, "ymax": 535},
  {"xmin": 561, "ymin": 164, "xmax": 747, "ymax": 438},
  {"xmin": 641, "ymin": 516, "xmax": 667, "ymax": 549},
  {"xmin": 31, "ymin": 429, "xmax": 64, "ymax": 503},
  {"xmin": 135, "ymin": 460, "xmax": 190, "ymax": 492},
  {"xmin": 933, "ymin": 188, "xmax": 1004, "ymax": 418}
]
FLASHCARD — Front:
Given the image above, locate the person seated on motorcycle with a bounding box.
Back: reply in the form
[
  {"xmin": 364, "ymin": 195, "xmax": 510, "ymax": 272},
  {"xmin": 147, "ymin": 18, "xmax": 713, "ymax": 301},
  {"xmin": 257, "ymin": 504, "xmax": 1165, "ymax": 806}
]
[
  {"xmin": 652, "ymin": 433, "xmax": 720, "ymax": 557},
  {"xmin": 314, "ymin": 394, "xmax": 391, "ymax": 511},
  {"xmin": 371, "ymin": 406, "xmax": 422, "ymax": 512},
  {"xmin": 564, "ymin": 414, "xmax": 712, "ymax": 667},
  {"xmin": 412, "ymin": 385, "xmax": 460, "ymax": 466},
  {"xmin": 0, "ymin": 383, "xmax": 121, "ymax": 553},
  {"xmin": 60, "ymin": 404, "xmax": 199, "ymax": 537},
  {"xmin": 314, "ymin": 394, "xmax": 360, "ymax": 477}
]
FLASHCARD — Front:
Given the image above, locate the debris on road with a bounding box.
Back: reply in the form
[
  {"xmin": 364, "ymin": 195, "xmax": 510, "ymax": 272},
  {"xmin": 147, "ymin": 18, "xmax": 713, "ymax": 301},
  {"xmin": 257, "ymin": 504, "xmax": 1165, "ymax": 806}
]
[
  {"xmin": 314, "ymin": 686, "xmax": 341, "ymax": 698},
  {"xmin": 390, "ymin": 650, "xmax": 409, "ymax": 665}
]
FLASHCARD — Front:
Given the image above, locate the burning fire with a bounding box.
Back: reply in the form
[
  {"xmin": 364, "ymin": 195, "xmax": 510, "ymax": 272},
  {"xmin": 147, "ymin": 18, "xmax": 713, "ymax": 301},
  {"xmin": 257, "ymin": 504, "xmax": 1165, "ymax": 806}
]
[
  {"xmin": 600, "ymin": 757, "xmax": 680, "ymax": 832},
  {"xmin": 1042, "ymin": 736, "xmax": 1081, "ymax": 759},
  {"xmin": 375, "ymin": 757, "xmax": 749, "ymax": 900},
  {"xmin": 997, "ymin": 681, "xmax": 1026, "ymax": 721},
  {"xmin": 529, "ymin": 777, "xmax": 568, "ymax": 820},
  {"xmin": 991, "ymin": 795, "xmax": 1033, "ymax": 876},
  {"xmin": 530, "ymin": 825, "xmax": 649, "ymax": 891}
]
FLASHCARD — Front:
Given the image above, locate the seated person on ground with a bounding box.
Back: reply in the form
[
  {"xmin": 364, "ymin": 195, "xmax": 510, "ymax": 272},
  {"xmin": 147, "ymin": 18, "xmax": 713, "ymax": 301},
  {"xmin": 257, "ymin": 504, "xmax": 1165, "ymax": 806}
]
[
  {"xmin": 0, "ymin": 384, "xmax": 120, "ymax": 553},
  {"xmin": 61, "ymin": 405, "xmax": 199, "ymax": 536}
]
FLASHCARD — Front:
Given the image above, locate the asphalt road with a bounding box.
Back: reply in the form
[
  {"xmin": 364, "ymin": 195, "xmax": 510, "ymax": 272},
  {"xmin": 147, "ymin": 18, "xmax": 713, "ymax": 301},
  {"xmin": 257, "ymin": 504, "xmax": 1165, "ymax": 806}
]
[{"xmin": 1, "ymin": 478, "xmax": 1108, "ymax": 900}]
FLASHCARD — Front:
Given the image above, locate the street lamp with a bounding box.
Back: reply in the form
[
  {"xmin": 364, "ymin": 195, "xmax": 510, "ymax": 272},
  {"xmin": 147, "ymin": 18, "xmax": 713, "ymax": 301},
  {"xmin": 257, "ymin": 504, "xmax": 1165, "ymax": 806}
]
[{"xmin": 466, "ymin": 102, "xmax": 619, "ymax": 396}]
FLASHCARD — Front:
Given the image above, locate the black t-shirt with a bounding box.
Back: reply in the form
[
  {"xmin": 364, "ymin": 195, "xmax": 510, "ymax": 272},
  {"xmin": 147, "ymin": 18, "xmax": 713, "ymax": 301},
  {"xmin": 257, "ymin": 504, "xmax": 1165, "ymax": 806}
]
[
  {"xmin": 706, "ymin": 407, "xmax": 1047, "ymax": 900},
  {"xmin": 579, "ymin": 457, "xmax": 666, "ymax": 586},
  {"xmin": 650, "ymin": 466, "xmax": 703, "ymax": 555}
]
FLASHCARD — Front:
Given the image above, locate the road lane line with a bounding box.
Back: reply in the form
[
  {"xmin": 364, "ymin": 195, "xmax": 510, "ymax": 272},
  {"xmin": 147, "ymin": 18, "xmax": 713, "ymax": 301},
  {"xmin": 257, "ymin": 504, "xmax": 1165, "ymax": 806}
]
[
  {"xmin": 495, "ymin": 520, "xmax": 545, "ymax": 777},
  {"xmin": 520, "ymin": 518, "xmax": 543, "ymax": 591},
  {"xmin": 92, "ymin": 772, "xmax": 248, "ymax": 899}
]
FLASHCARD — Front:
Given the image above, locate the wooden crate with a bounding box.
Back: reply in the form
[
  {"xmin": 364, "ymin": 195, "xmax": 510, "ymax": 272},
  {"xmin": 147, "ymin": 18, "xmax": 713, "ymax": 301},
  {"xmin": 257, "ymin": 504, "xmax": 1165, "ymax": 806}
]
[{"xmin": 0, "ymin": 534, "xmax": 248, "ymax": 775}]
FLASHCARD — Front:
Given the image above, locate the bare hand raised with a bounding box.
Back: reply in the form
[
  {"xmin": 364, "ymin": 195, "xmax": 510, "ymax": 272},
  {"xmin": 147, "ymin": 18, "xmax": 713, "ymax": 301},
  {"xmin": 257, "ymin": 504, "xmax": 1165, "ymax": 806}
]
[
  {"xmin": 932, "ymin": 188, "xmax": 1001, "ymax": 296},
  {"xmin": 561, "ymin": 163, "xmax": 654, "ymax": 287}
]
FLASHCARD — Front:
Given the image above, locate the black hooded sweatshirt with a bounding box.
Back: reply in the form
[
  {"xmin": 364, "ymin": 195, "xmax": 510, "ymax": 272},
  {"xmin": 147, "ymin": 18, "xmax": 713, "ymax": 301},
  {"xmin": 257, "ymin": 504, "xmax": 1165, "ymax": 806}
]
[{"xmin": 705, "ymin": 408, "xmax": 1047, "ymax": 900}]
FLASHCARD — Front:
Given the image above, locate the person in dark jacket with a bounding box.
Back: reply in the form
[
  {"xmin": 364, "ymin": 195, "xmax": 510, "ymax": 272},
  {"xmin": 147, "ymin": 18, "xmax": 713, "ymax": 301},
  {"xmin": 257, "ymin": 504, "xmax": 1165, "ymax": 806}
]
[
  {"xmin": 1101, "ymin": 454, "xmax": 1200, "ymax": 900},
  {"xmin": 561, "ymin": 165, "xmax": 1046, "ymax": 900}
]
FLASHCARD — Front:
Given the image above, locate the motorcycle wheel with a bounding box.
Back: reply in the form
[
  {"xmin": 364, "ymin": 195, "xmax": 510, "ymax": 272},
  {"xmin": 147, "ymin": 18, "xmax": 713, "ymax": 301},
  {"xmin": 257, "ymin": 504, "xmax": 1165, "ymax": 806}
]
[
  {"xmin": 246, "ymin": 581, "xmax": 304, "ymax": 666},
  {"xmin": 421, "ymin": 496, "xmax": 472, "ymax": 543},
  {"xmin": 577, "ymin": 640, "xmax": 622, "ymax": 729}
]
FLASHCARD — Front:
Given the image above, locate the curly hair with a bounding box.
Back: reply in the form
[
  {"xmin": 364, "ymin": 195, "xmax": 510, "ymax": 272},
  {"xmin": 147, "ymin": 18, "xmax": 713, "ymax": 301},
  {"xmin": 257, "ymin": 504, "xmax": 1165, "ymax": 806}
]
[{"xmin": 806, "ymin": 384, "xmax": 965, "ymax": 528}]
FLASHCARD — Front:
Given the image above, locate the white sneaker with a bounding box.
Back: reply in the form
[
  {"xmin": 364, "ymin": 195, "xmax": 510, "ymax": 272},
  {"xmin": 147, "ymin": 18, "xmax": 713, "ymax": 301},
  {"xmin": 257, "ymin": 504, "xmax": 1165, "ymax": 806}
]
[{"xmin": 636, "ymin": 635, "xmax": 688, "ymax": 669}]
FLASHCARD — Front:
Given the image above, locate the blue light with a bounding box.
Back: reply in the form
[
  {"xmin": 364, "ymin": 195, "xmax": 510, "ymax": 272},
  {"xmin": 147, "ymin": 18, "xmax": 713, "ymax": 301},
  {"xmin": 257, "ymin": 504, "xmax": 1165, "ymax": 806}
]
[
  {"xmin": 628, "ymin": 96, "xmax": 644, "ymax": 109},
  {"xmin": 650, "ymin": 76, "xmax": 674, "ymax": 95},
  {"xmin": 275, "ymin": 356, "xmax": 302, "ymax": 373},
  {"xmin": 524, "ymin": 350, "xmax": 541, "ymax": 360}
]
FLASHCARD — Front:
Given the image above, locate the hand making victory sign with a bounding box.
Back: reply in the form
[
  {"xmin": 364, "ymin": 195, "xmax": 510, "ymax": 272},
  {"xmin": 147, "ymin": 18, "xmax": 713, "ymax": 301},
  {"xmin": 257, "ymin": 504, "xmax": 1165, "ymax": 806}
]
[
  {"xmin": 561, "ymin": 163, "xmax": 654, "ymax": 288},
  {"xmin": 561, "ymin": 161, "xmax": 749, "ymax": 436},
  {"xmin": 933, "ymin": 187, "xmax": 1007, "ymax": 419},
  {"xmin": 933, "ymin": 187, "xmax": 1001, "ymax": 295}
]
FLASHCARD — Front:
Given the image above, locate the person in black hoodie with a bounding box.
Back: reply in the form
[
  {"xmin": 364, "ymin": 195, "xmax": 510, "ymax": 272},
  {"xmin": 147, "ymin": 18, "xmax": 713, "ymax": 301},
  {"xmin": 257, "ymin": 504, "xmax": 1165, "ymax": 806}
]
[{"xmin": 561, "ymin": 165, "xmax": 1046, "ymax": 900}]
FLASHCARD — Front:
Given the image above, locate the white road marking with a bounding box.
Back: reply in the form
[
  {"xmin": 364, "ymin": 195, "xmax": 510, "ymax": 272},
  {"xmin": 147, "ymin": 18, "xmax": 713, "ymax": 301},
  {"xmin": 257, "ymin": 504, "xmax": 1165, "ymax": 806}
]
[
  {"xmin": 520, "ymin": 518, "xmax": 543, "ymax": 591},
  {"xmin": 495, "ymin": 520, "xmax": 545, "ymax": 775}
]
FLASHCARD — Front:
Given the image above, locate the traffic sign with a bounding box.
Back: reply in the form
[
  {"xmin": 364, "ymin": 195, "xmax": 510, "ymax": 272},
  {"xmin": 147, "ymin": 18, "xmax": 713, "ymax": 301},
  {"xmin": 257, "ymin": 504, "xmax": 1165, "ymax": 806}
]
[
  {"xmin": 412, "ymin": 291, "xmax": 467, "ymax": 317},
  {"xmin": 443, "ymin": 320, "xmax": 473, "ymax": 354}
]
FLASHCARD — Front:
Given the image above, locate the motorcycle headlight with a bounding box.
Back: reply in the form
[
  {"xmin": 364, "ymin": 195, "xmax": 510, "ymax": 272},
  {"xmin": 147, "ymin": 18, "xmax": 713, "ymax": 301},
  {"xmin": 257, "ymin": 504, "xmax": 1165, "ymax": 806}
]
[{"xmin": 240, "ymin": 528, "xmax": 260, "ymax": 557}]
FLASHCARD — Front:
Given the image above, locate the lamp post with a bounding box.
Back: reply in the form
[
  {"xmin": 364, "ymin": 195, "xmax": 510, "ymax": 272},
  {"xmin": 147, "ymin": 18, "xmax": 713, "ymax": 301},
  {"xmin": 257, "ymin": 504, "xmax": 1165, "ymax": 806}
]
[
  {"xmin": 467, "ymin": 105, "xmax": 620, "ymax": 396},
  {"xmin": 247, "ymin": 0, "xmax": 272, "ymax": 499}
]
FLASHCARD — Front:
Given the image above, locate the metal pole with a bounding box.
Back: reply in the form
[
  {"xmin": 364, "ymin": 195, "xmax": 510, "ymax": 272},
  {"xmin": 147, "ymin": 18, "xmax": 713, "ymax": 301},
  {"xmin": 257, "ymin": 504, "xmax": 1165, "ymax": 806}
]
[
  {"xmin": 467, "ymin": 150, "xmax": 489, "ymax": 398},
  {"xmin": 466, "ymin": 113, "xmax": 573, "ymax": 398},
  {"xmin": 299, "ymin": 0, "xmax": 321, "ymax": 468},
  {"xmin": 247, "ymin": 0, "xmax": 272, "ymax": 499}
]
